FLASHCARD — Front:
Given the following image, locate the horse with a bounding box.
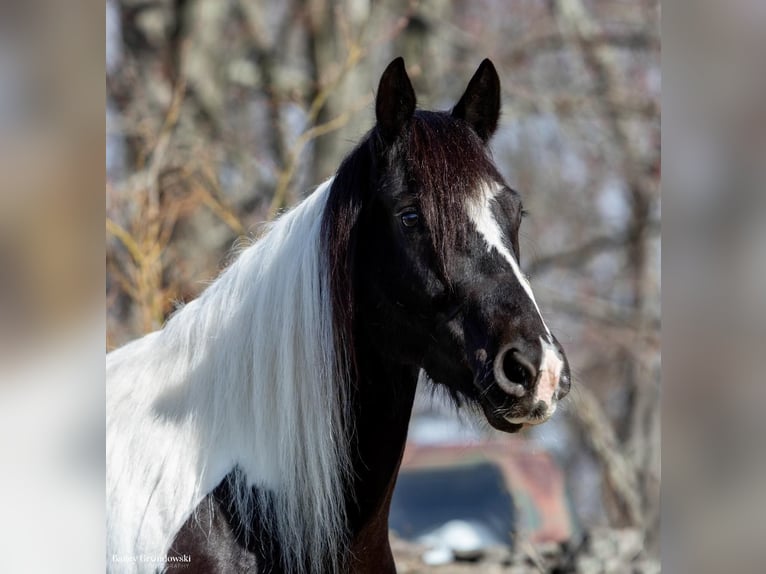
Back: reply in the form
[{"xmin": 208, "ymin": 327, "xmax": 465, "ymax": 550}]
[{"xmin": 106, "ymin": 57, "xmax": 571, "ymax": 574}]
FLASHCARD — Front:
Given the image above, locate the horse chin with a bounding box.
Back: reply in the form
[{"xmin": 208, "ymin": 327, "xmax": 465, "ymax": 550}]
[{"xmin": 480, "ymin": 401, "xmax": 524, "ymax": 433}]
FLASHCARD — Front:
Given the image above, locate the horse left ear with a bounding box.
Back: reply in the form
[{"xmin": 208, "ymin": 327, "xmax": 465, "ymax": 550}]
[
  {"xmin": 375, "ymin": 57, "xmax": 417, "ymax": 144},
  {"xmin": 452, "ymin": 59, "xmax": 501, "ymax": 142}
]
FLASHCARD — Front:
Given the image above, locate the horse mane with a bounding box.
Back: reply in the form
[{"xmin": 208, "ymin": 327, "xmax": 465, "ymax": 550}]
[{"xmin": 107, "ymin": 180, "xmax": 352, "ymax": 574}]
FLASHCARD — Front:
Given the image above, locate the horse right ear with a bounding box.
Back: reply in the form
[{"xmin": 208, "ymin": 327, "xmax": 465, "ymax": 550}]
[
  {"xmin": 375, "ymin": 57, "xmax": 416, "ymax": 144},
  {"xmin": 452, "ymin": 59, "xmax": 501, "ymax": 142}
]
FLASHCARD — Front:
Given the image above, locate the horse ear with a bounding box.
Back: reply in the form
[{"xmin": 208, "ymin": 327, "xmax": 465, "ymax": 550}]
[
  {"xmin": 452, "ymin": 59, "xmax": 501, "ymax": 142},
  {"xmin": 375, "ymin": 57, "xmax": 416, "ymax": 144}
]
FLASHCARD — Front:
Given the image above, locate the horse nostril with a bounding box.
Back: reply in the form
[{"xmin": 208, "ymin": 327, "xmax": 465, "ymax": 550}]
[
  {"xmin": 502, "ymin": 349, "xmax": 536, "ymax": 388},
  {"xmin": 496, "ymin": 346, "xmax": 538, "ymax": 395}
]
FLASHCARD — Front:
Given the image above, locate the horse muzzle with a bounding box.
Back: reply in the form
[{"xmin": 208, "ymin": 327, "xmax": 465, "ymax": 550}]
[{"xmin": 476, "ymin": 335, "xmax": 570, "ymax": 432}]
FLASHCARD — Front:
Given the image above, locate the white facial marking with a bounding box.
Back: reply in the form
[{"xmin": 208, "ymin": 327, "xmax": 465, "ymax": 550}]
[
  {"xmin": 534, "ymin": 337, "xmax": 564, "ymax": 408},
  {"xmin": 466, "ymin": 183, "xmax": 552, "ymax": 339}
]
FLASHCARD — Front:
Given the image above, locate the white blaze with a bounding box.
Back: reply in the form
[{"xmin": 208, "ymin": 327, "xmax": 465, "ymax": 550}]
[
  {"xmin": 535, "ymin": 337, "xmax": 564, "ymax": 409},
  {"xmin": 465, "ymin": 183, "xmax": 552, "ymax": 339}
]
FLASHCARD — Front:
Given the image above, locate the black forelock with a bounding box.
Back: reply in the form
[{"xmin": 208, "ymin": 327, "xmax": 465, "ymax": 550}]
[{"xmin": 400, "ymin": 111, "xmax": 503, "ymax": 269}]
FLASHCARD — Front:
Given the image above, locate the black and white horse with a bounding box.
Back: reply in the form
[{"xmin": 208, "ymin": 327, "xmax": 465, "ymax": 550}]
[{"xmin": 106, "ymin": 58, "xmax": 570, "ymax": 574}]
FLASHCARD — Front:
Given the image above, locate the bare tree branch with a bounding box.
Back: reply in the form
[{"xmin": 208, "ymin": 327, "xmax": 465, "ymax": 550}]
[
  {"xmin": 570, "ymin": 383, "xmax": 644, "ymax": 527},
  {"xmin": 550, "ymin": 0, "xmax": 660, "ymax": 535},
  {"xmin": 527, "ymin": 219, "xmax": 660, "ymax": 277},
  {"xmin": 506, "ymin": 29, "xmax": 660, "ymax": 68}
]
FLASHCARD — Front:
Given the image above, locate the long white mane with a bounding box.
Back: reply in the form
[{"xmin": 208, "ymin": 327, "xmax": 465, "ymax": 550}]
[{"xmin": 106, "ymin": 179, "xmax": 351, "ymax": 573}]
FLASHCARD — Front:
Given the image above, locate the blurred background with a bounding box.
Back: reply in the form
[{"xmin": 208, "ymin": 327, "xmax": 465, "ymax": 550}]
[
  {"xmin": 11, "ymin": 0, "xmax": 766, "ymax": 572},
  {"xmin": 104, "ymin": 0, "xmax": 660, "ymax": 571}
]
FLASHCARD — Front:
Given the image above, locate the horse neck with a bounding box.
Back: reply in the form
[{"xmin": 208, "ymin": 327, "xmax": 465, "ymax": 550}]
[{"xmin": 344, "ymin": 330, "xmax": 419, "ymax": 570}]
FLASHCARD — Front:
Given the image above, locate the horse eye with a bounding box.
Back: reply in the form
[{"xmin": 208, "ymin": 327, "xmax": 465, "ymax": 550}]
[{"xmin": 400, "ymin": 211, "xmax": 420, "ymax": 228}]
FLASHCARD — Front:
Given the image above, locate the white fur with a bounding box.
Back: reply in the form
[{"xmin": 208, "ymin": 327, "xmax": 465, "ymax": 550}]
[
  {"xmin": 465, "ymin": 183, "xmax": 552, "ymax": 339},
  {"xmin": 534, "ymin": 337, "xmax": 564, "ymax": 409},
  {"xmin": 106, "ymin": 179, "xmax": 351, "ymax": 573}
]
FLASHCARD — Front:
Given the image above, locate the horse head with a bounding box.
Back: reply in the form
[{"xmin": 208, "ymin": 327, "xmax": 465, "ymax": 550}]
[{"xmin": 350, "ymin": 58, "xmax": 571, "ymax": 432}]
